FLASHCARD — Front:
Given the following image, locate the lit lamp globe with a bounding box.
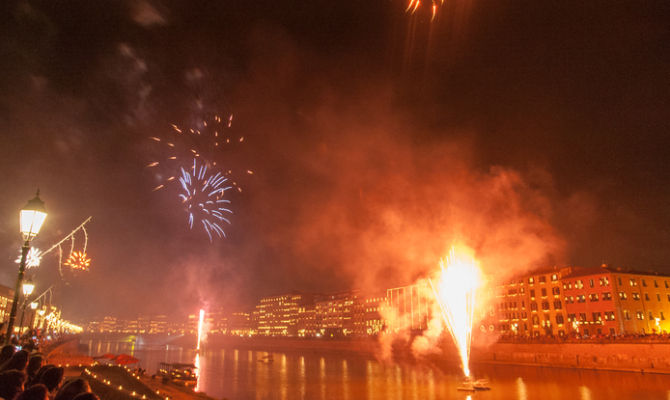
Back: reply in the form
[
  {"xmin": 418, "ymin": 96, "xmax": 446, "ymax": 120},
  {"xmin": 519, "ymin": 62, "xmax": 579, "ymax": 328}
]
[
  {"xmin": 30, "ymin": 302, "xmax": 38, "ymax": 310},
  {"xmin": 20, "ymin": 191, "xmax": 47, "ymax": 242},
  {"xmin": 22, "ymin": 281, "xmax": 35, "ymax": 297}
]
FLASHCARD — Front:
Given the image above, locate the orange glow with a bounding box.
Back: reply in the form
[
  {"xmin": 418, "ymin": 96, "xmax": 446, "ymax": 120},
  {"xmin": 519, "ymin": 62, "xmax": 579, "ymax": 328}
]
[
  {"xmin": 429, "ymin": 246, "xmax": 482, "ymax": 377},
  {"xmin": 64, "ymin": 251, "xmax": 91, "ymax": 271},
  {"xmin": 196, "ymin": 308, "xmax": 205, "ymax": 350}
]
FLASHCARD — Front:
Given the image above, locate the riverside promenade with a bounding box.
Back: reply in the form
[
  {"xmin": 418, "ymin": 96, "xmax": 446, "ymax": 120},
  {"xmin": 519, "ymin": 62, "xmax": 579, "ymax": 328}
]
[{"xmin": 47, "ymin": 337, "xmax": 216, "ymax": 400}]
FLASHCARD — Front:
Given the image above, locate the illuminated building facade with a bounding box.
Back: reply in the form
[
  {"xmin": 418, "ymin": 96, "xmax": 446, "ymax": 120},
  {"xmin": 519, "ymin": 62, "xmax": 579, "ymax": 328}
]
[
  {"xmin": 228, "ymin": 312, "xmax": 252, "ymax": 336},
  {"xmin": 386, "ymin": 283, "xmax": 429, "ymax": 332},
  {"xmin": 353, "ymin": 293, "xmax": 386, "ymax": 336},
  {"xmin": 314, "ymin": 291, "xmax": 358, "ymax": 337},
  {"xmin": 497, "ymin": 268, "xmax": 572, "ymax": 337},
  {"xmin": 0, "ymin": 285, "xmax": 15, "ymax": 324},
  {"xmin": 296, "ymin": 307, "xmax": 317, "ymax": 337},
  {"xmin": 149, "ymin": 315, "xmax": 167, "ymax": 334},
  {"xmin": 564, "ymin": 267, "xmax": 670, "ymax": 335},
  {"xmin": 255, "ymin": 293, "xmax": 314, "ymax": 336}
]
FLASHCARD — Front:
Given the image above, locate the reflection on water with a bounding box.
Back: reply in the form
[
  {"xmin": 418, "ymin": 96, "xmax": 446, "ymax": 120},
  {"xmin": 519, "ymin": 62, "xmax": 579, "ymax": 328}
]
[
  {"xmin": 516, "ymin": 377, "xmax": 527, "ymax": 400},
  {"xmin": 85, "ymin": 338, "xmax": 670, "ymax": 400}
]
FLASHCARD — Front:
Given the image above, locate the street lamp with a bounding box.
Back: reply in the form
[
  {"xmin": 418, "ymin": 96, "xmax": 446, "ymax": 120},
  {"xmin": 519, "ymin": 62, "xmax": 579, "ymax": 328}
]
[
  {"xmin": 22, "ymin": 281, "xmax": 35, "ymax": 297},
  {"xmin": 18, "ymin": 280, "xmax": 36, "ymax": 337},
  {"xmin": 5, "ymin": 191, "xmax": 46, "ymax": 344}
]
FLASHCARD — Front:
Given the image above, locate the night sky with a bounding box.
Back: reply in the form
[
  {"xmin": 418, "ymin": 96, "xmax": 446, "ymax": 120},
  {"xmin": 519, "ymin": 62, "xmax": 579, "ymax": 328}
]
[{"xmin": 1, "ymin": 0, "xmax": 669, "ymax": 321}]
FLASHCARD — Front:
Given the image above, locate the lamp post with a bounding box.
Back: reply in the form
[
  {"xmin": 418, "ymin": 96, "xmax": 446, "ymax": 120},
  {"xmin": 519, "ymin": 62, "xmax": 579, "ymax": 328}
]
[
  {"xmin": 17, "ymin": 281, "xmax": 35, "ymax": 338},
  {"xmin": 28, "ymin": 302, "xmax": 38, "ymax": 334},
  {"xmin": 5, "ymin": 191, "xmax": 46, "ymax": 344}
]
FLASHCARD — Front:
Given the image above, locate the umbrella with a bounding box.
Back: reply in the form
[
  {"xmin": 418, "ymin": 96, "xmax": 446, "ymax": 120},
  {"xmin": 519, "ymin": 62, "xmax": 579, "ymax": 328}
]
[{"xmin": 114, "ymin": 354, "xmax": 140, "ymax": 365}]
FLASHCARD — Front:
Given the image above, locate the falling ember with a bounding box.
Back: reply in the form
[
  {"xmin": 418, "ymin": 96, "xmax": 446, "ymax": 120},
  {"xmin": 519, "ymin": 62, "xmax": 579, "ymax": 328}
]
[
  {"xmin": 429, "ymin": 246, "xmax": 482, "ymax": 378},
  {"xmin": 406, "ymin": 0, "xmax": 443, "ymax": 20},
  {"xmin": 196, "ymin": 309, "xmax": 205, "ymax": 351}
]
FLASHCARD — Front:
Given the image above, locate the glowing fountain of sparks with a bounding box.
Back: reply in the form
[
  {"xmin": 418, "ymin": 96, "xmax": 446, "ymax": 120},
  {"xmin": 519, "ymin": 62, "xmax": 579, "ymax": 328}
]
[
  {"xmin": 15, "ymin": 248, "xmax": 42, "ymax": 268},
  {"xmin": 64, "ymin": 251, "xmax": 91, "ymax": 271},
  {"xmin": 429, "ymin": 246, "xmax": 482, "ymax": 378},
  {"xmin": 179, "ymin": 159, "xmax": 233, "ymax": 241},
  {"xmin": 406, "ymin": 0, "xmax": 444, "ymax": 20},
  {"xmin": 194, "ymin": 308, "xmax": 205, "ymax": 392},
  {"xmin": 196, "ymin": 308, "xmax": 205, "ymax": 351}
]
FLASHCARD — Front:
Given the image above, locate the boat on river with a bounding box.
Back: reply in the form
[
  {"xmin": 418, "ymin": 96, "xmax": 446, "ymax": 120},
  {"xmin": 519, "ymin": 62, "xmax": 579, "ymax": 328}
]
[{"xmin": 457, "ymin": 377, "xmax": 491, "ymax": 391}]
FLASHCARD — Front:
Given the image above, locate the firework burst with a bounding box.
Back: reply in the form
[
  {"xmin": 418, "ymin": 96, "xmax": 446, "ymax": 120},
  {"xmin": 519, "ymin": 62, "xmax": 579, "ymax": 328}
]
[
  {"xmin": 64, "ymin": 251, "xmax": 91, "ymax": 271},
  {"xmin": 179, "ymin": 158, "xmax": 233, "ymax": 241},
  {"xmin": 406, "ymin": 0, "xmax": 443, "ymax": 20},
  {"xmin": 15, "ymin": 247, "xmax": 42, "ymax": 269},
  {"xmin": 147, "ymin": 113, "xmax": 250, "ymax": 192}
]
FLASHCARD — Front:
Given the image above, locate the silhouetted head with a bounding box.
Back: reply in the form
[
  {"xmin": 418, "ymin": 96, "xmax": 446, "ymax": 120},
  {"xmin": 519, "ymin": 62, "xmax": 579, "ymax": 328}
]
[
  {"xmin": 16, "ymin": 383, "xmax": 47, "ymax": 400},
  {"xmin": 0, "ymin": 345, "xmax": 16, "ymax": 365},
  {"xmin": 40, "ymin": 367, "xmax": 64, "ymax": 392},
  {"xmin": 26, "ymin": 355, "xmax": 43, "ymax": 379},
  {"xmin": 31, "ymin": 365, "xmax": 53, "ymax": 386},
  {"xmin": 0, "ymin": 369, "xmax": 27, "ymax": 400},
  {"xmin": 1, "ymin": 350, "xmax": 29, "ymax": 372},
  {"xmin": 54, "ymin": 378, "xmax": 90, "ymax": 400}
]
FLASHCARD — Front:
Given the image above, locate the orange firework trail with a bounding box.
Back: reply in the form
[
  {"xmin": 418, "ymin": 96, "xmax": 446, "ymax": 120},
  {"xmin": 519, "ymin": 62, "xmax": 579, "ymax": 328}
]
[
  {"xmin": 406, "ymin": 0, "xmax": 444, "ymax": 20},
  {"xmin": 147, "ymin": 113, "xmax": 251, "ymax": 193},
  {"xmin": 429, "ymin": 246, "xmax": 482, "ymax": 377}
]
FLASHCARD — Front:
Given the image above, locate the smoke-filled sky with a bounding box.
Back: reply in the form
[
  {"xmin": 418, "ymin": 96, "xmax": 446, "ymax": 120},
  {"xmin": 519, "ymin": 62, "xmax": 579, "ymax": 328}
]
[{"xmin": 1, "ymin": 0, "xmax": 668, "ymax": 321}]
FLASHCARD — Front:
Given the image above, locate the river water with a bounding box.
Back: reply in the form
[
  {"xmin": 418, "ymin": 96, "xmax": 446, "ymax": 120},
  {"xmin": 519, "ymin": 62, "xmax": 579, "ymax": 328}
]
[{"xmin": 84, "ymin": 339, "xmax": 670, "ymax": 400}]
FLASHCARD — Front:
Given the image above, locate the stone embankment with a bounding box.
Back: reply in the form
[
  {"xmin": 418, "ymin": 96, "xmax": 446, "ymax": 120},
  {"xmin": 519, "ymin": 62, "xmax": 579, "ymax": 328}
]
[{"xmin": 474, "ymin": 342, "xmax": 670, "ymax": 374}]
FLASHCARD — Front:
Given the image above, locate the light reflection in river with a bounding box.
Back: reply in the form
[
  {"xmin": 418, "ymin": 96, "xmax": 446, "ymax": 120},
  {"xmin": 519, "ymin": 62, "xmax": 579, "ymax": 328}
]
[
  {"xmin": 517, "ymin": 377, "xmax": 527, "ymax": 400},
  {"xmin": 84, "ymin": 339, "xmax": 670, "ymax": 400}
]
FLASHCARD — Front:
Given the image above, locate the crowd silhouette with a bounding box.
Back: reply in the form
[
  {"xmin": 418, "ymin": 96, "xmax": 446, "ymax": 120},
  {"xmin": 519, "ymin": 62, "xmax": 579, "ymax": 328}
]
[{"xmin": 0, "ymin": 344, "xmax": 99, "ymax": 400}]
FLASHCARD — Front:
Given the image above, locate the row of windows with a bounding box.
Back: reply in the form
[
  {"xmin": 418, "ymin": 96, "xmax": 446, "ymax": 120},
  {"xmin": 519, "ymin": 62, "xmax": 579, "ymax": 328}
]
[
  {"xmin": 528, "ymin": 274, "xmax": 559, "ymax": 284},
  {"xmin": 529, "ymin": 287, "xmax": 561, "ymax": 298},
  {"xmin": 620, "ymin": 277, "xmax": 669, "ymax": 288},
  {"xmin": 622, "ymin": 310, "xmax": 667, "ymax": 321},
  {"xmin": 563, "ymin": 277, "xmax": 610, "ymax": 290},
  {"xmin": 618, "ymin": 292, "xmax": 670, "ymax": 302},
  {"xmin": 564, "ymin": 292, "xmax": 613, "ymax": 303},
  {"xmin": 562, "ymin": 276, "xmax": 670, "ymax": 290},
  {"xmin": 567, "ymin": 312, "xmax": 616, "ymax": 322}
]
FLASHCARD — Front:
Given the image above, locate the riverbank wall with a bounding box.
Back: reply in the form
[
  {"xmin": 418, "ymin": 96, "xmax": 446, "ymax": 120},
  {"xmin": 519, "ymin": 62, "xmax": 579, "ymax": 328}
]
[{"xmin": 474, "ymin": 342, "xmax": 670, "ymax": 374}]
